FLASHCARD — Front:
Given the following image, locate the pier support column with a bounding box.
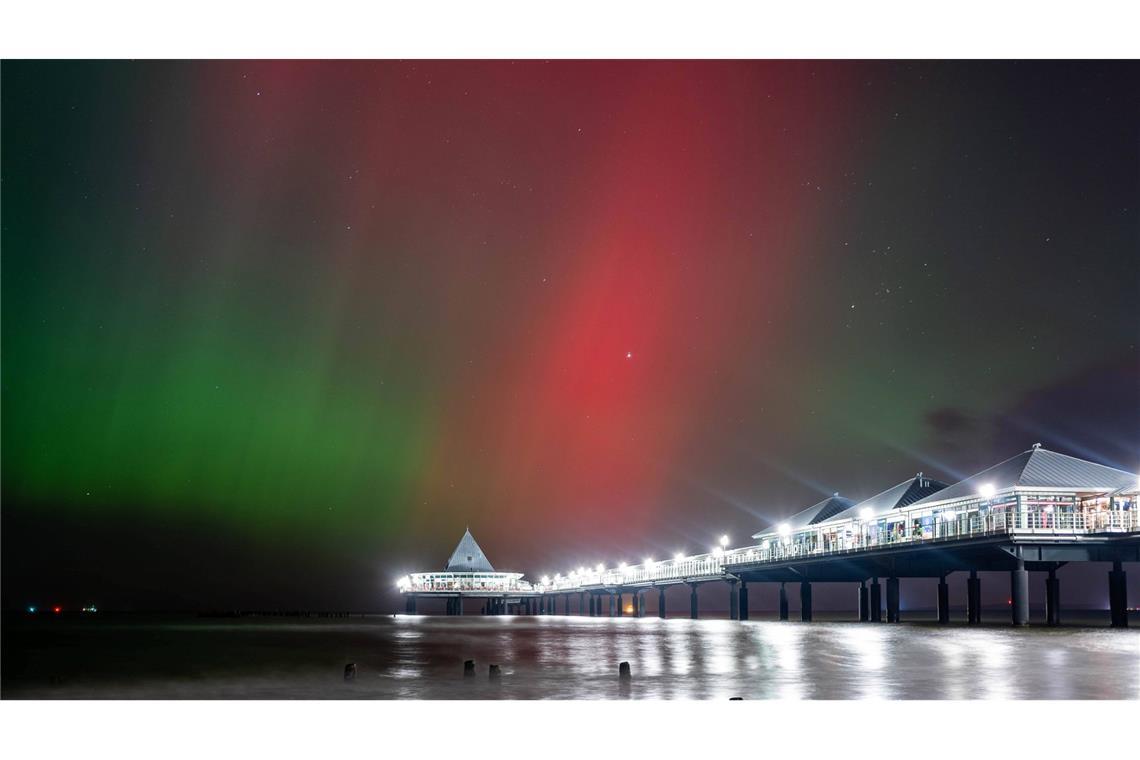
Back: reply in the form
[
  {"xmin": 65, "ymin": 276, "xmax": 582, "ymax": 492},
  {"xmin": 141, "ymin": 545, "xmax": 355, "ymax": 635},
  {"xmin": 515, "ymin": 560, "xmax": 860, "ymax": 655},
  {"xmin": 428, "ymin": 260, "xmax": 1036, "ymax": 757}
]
[
  {"xmin": 1011, "ymin": 559, "xmax": 1029, "ymax": 627},
  {"xmin": 609, "ymin": 593, "xmax": 615, "ymax": 617},
  {"xmin": 799, "ymin": 581, "xmax": 813, "ymax": 622},
  {"xmin": 1109, "ymin": 560, "xmax": 1128, "ymax": 628},
  {"xmin": 1045, "ymin": 568, "xmax": 1060, "ymax": 626},
  {"xmin": 858, "ymin": 580, "xmax": 869, "ymax": 622},
  {"xmin": 587, "ymin": 595, "xmax": 594, "ymax": 617},
  {"xmin": 967, "ymin": 570, "xmax": 981, "ymax": 624},
  {"xmin": 616, "ymin": 592, "xmax": 624, "ymax": 617},
  {"xmin": 405, "ymin": 595, "xmax": 417, "ymax": 614},
  {"xmin": 689, "ymin": 584, "xmax": 700, "ymax": 620},
  {"xmin": 739, "ymin": 581, "xmax": 749, "ymax": 621},
  {"xmin": 778, "ymin": 582, "xmax": 789, "ymax": 621},
  {"xmin": 457, "ymin": 597, "xmax": 464, "ymax": 616},
  {"xmin": 870, "ymin": 578, "xmax": 882, "ymax": 622},
  {"xmin": 886, "ymin": 576, "xmax": 900, "ymax": 623},
  {"xmin": 728, "ymin": 580, "xmax": 739, "ymax": 620},
  {"xmin": 937, "ymin": 575, "xmax": 950, "ymax": 624},
  {"xmin": 579, "ymin": 593, "xmax": 586, "ymax": 616},
  {"xmin": 638, "ymin": 592, "xmax": 646, "ymax": 618},
  {"xmin": 658, "ymin": 588, "xmax": 667, "ymax": 619}
]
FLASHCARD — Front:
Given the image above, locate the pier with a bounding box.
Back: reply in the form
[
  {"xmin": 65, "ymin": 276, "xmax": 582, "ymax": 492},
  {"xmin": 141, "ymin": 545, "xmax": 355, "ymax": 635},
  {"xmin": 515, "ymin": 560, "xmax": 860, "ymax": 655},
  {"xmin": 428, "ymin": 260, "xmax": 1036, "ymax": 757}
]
[{"xmin": 399, "ymin": 446, "xmax": 1138, "ymax": 626}]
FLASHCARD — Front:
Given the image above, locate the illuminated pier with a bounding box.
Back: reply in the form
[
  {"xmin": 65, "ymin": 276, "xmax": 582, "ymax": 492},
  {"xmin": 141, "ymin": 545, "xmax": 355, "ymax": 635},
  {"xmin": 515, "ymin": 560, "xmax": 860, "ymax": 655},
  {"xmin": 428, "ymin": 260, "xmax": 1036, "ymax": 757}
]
[
  {"xmin": 397, "ymin": 529, "xmax": 545, "ymax": 615},
  {"xmin": 398, "ymin": 446, "xmax": 1139, "ymax": 626}
]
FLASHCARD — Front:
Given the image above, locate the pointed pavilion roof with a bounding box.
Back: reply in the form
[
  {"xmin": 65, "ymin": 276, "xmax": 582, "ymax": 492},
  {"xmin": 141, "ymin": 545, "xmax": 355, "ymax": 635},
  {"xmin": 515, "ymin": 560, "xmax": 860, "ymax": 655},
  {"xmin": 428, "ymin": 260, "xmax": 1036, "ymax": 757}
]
[
  {"xmin": 753, "ymin": 493, "xmax": 854, "ymax": 538},
  {"xmin": 824, "ymin": 474, "xmax": 949, "ymax": 523},
  {"xmin": 910, "ymin": 445, "xmax": 1138, "ymax": 507},
  {"xmin": 444, "ymin": 529, "xmax": 495, "ymax": 572}
]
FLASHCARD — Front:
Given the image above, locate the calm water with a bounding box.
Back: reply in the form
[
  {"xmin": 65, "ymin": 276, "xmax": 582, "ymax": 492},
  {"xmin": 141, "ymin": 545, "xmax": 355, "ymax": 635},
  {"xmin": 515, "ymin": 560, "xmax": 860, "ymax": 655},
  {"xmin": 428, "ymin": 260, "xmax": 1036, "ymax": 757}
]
[{"xmin": 3, "ymin": 613, "xmax": 1138, "ymax": 699}]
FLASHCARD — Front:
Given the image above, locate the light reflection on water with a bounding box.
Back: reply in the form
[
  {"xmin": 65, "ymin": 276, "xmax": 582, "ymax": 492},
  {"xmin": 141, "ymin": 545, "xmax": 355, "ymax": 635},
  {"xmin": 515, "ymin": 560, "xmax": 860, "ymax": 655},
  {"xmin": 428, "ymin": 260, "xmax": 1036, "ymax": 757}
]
[{"xmin": 5, "ymin": 615, "xmax": 1138, "ymax": 699}]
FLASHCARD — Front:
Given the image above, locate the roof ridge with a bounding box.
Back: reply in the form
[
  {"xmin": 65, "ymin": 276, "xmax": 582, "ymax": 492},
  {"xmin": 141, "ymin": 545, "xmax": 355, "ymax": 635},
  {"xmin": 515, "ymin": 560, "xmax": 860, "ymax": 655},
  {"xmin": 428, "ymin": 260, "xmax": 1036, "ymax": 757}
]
[{"xmin": 1027, "ymin": 445, "xmax": 1137, "ymax": 477}]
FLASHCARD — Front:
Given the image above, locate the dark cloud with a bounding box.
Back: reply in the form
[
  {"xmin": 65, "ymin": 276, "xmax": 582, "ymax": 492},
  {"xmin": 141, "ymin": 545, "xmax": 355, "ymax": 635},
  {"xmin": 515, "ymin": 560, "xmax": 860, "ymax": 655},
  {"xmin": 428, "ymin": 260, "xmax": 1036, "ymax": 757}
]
[{"xmin": 925, "ymin": 407, "xmax": 977, "ymax": 437}]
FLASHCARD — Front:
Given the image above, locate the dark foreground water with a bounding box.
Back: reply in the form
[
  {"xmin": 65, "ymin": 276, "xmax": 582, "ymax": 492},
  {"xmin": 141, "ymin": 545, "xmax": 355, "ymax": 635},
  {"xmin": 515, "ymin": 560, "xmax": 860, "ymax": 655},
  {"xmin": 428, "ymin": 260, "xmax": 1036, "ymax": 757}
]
[{"xmin": 3, "ymin": 612, "xmax": 1138, "ymax": 699}]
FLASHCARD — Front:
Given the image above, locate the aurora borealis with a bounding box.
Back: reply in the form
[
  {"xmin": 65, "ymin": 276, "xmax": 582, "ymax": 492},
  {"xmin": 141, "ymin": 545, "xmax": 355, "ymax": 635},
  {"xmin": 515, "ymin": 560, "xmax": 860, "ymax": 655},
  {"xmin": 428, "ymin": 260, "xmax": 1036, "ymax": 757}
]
[{"xmin": 2, "ymin": 60, "xmax": 1137, "ymax": 610}]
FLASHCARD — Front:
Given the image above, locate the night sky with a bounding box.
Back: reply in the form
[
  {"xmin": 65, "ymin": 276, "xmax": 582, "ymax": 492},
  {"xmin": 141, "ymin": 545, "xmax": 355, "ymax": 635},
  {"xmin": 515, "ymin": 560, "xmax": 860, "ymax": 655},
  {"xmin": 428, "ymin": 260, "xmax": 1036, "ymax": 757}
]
[{"xmin": 2, "ymin": 61, "xmax": 1137, "ymax": 612}]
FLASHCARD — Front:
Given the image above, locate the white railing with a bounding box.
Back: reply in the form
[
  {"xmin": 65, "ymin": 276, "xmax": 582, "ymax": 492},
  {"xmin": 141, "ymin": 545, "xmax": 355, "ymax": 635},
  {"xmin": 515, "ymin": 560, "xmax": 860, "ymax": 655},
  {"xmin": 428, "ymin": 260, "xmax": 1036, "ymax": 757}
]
[
  {"xmin": 536, "ymin": 500, "xmax": 1138, "ymax": 593},
  {"xmin": 402, "ymin": 572, "xmax": 535, "ymax": 594}
]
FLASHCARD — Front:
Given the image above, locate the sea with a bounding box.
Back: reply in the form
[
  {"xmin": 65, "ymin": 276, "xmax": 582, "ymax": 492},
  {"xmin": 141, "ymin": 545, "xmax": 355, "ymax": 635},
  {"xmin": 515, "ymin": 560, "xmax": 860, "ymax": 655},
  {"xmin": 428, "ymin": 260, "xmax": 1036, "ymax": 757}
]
[{"xmin": 3, "ymin": 611, "xmax": 1137, "ymax": 699}]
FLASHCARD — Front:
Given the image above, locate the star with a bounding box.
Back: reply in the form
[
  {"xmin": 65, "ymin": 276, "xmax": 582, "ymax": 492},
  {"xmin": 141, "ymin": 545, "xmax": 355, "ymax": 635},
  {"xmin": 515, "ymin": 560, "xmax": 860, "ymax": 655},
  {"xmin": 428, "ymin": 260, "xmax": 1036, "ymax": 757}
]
[{"xmin": 626, "ymin": 352, "xmax": 633, "ymax": 359}]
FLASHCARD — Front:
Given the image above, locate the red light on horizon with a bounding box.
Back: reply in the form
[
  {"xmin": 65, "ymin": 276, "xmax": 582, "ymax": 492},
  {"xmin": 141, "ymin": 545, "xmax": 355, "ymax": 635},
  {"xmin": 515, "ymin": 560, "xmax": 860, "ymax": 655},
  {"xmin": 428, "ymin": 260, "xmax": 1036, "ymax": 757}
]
[{"xmin": 53, "ymin": 606, "xmax": 62, "ymax": 613}]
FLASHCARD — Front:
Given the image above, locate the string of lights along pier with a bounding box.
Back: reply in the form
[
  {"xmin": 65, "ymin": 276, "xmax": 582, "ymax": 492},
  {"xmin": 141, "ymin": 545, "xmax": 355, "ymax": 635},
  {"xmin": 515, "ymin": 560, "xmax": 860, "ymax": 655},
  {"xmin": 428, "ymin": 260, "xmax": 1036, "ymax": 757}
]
[{"xmin": 397, "ymin": 445, "xmax": 1139, "ymax": 626}]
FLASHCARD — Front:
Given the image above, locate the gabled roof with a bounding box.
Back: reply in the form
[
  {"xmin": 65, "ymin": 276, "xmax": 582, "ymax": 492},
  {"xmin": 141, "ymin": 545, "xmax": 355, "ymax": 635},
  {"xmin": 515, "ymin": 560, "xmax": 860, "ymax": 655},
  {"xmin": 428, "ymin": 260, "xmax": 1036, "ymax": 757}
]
[
  {"xmin": 444, "ymin": 529, "xmax": 495, "ymax": 572},
  {"xmin": 910, "ymin": 445, "xmax": 1138, "ymax": 507},
  {"xmin": 753, "ymin": 493, "xmax": 854, "ymax": 538},
  {"xmin": 825, "ymin": 474, "xmax": 949, "ymax": 523}
]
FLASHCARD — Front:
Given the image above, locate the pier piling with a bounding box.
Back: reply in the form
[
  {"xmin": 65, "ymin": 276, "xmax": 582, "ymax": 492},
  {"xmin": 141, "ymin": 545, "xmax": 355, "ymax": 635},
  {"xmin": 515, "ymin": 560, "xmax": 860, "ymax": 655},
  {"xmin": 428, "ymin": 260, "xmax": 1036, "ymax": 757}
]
[
  {"xmin": 658, "ymin": 587, "xmax": 667, "ymax": 619},
  {"xmin": 464, "ymin": 660, "xmax": 475, "ymax": 677},
  {"xmin": 739, "ymin": 581, "xmax": 749, "ymax": 621},
  {"xmin": 1011, "ymin": 559, "xmax": 1029, "ymax": 626},
  {"xmin": 800, "ymin": 581, "xmax": 813, "ymax": 622},
  {"xmin": 886, "ymin": 576, "xmax": 900, "ymax": 623},
  {"xmin": 1045, "ymin": 567, "xmax": 1060, "ymax": 626},
  {"xmin": 778, "ymin": 582, "xmax": 789, "ymax": 621},
  {"xmin": 870, "ymin": 577, "xmax": 882, "ymax": 622},
  {"xmin": 858, "ymin": 580, "xmax": 869, "ymax": 622},
  {"xmin": 689, "ymin": 583, "xmax": 699, "ymax": 619},
  {"xmin": 619, "ymin": 661, "xmax": 631, "ymax": 681},
  {"xmin": 937, "ymin": 574, "xmax": 950, "ymax": 624},
  {"xmin": 967, "ymin": 570, "xmax": 981, "ymax": 624},
  {"xmin": 1109, "ymin": 560, "xmax": 1128, "ymax": 628}
]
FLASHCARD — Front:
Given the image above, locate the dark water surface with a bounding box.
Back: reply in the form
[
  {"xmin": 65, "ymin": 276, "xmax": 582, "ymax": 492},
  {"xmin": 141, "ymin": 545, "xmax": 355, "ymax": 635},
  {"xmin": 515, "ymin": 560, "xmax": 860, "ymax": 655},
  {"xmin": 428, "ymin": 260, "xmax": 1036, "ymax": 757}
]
[{"xmin": 4, "ymin": 613, "xmax": 1138, "ymax": 699}]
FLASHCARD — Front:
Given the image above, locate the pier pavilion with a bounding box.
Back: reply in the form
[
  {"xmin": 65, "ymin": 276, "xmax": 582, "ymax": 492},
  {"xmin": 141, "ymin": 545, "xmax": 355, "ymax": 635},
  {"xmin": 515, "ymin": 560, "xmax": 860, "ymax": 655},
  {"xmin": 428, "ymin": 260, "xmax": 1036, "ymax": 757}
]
[
  {"xmin": 397, "ymin": 529, "xmax": 544, "ymax": 615},
  {"xmin": 403, "ymin": 445, "xmax": 1137, "ymax": 626}
]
